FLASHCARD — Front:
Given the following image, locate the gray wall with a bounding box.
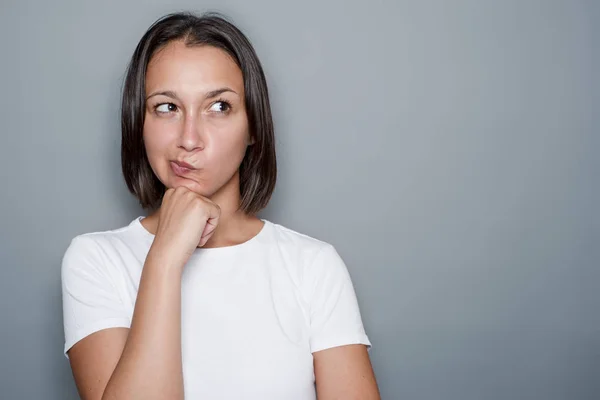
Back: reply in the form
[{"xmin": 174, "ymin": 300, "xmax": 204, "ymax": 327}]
[{"xmin": 0, "ymin": 0, "xmax": 597, "ymax": 399}]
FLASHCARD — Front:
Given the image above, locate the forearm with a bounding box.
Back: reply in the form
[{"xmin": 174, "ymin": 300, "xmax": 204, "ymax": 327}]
[{"xmin": 102, "ymin": 247, "xmax": 185, "ymax": 400}]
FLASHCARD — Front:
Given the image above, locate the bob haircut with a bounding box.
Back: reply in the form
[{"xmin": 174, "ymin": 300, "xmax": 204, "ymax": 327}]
[{"xmin": 121, "ymin": 12, "xmax": 277, "ymax": 215}]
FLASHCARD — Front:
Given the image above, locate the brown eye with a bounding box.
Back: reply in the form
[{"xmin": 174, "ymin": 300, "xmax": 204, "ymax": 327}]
[
  {"xmin": 156, "ymin": 103, "xmax": 178, "ymax": 113},
  {"xmin": 209, "ymin": 101, "xmax": 231, "ymax": 113}
]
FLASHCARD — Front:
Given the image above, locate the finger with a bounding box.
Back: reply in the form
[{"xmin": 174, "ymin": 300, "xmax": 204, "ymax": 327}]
[
  {"xmin": 198, "ymin": 205, "xmax": 220, "ymax": 247},
  {"xmin": 206, "ymin": 202, "xmax": 221, "ymax": 221},
  {"xmin": 162, "ymin": 188, "xmax": 174, "ymax": 203},
  {"xmin": 198, "ymin": 236, "xmax": 210, "ymax": 247},
  {"xmin": 198, "ymin": 227, "xmax": 216, "ymax": 247},
  {"xmin": 200, "ymin": 220, "xmax": 218, "ymax": 240}
]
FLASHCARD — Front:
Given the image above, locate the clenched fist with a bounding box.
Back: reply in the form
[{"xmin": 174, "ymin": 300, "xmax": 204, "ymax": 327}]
[{"xmin": 151, "ymin": 186, "xmax": 221, "ymax": 267}]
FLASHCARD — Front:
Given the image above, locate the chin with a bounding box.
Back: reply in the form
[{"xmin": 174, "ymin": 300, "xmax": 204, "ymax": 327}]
[{"xmin": 168, "ymin": 176, "xmax": 213, "ymax": 197}]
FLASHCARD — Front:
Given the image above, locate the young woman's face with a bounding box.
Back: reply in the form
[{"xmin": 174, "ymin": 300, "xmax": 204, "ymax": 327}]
[{"xmin": 143, "ymin": 40, "xmax": 251, "ymax": 197}]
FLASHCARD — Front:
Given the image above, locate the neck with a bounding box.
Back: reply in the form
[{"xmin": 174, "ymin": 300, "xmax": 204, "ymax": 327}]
[
  {"xmin": 201, "ymin": 172, "xmax": 257, "ymax": 247},
  {"xmin": 144, "ymin": 171, "xmax": 262, "ymax": 248}
]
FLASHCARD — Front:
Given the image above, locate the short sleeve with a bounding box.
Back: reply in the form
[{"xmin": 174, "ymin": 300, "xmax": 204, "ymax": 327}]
[
  {"xmin": 61, "ymin": 236, "xmax": 130, "ymax": 357},
  {"xmin": 306, "ymin": 244, "xmax": 371, "ymax": 353}
]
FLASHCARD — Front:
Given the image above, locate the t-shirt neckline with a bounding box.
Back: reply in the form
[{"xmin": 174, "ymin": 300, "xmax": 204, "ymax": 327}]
[{"xmin": 132, "ymin": 216, "xmax": 271, "ymax": 257}]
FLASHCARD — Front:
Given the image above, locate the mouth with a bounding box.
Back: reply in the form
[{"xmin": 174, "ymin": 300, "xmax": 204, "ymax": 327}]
[{"xmin": 170, "ymin": 161, "xmax": 196, "ymax": 176}]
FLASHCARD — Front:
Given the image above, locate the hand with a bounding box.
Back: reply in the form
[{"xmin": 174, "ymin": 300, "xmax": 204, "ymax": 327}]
[{"xmin": 151, "ymin": 186, "xmax": 221, "ymax": 266}]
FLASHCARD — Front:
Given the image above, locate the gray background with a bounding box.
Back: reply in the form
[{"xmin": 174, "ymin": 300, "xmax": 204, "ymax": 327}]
[{"xmin": 0, "ymin": 0, "xmax": 597, "ymax": 399}]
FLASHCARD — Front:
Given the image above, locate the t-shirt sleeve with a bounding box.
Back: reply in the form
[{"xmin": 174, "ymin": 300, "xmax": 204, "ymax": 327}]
[
  {"xmin": 61, "ymin": 236, "xmax": 131, "ymax": 357},
  {"xmin": 306, "ymin": 244, "xmax": 371, "ymax": 353}
]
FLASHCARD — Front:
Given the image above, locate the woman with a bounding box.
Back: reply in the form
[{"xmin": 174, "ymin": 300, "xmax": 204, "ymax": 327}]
[{"xmin": 61, "ymin": 11, "xmax": 379, "ymax": 400}]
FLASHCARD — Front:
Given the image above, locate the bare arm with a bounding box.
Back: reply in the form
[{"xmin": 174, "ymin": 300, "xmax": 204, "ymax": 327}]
[
  {"xmin": 68, "ymin": 247, "xmax": 185, "ymax": 400},
  {"xmin": 67, "ymin": 186, "xmax": 221, "ymax": 399},
  {"xmin": 314, "ymin": 344, "xmax": 380, "ymax": 400}
]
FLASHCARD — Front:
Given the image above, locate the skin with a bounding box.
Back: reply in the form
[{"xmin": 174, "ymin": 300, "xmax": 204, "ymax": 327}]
[{"xmin": 67, "ymin": 40, "xmax": 380, "ymax": 400}]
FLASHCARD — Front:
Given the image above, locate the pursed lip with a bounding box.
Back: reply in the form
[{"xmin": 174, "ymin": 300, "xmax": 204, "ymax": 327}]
[
  {"xmin": 170, "ymin": 160, "xmax": 198, "ymax": 177},
  {"xmin": 172, "ymin": 160, "xmax": 196, "ymax": 170}
]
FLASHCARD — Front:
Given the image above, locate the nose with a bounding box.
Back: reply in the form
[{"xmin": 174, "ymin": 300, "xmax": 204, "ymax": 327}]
[{"xmin": 178, "ymin": 112, "xmax": 205, "ymax": 152}]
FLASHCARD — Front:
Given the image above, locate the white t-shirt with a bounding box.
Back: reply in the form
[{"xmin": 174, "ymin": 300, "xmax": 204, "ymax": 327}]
[{"xmin": 61, "ymin": 217, "xmax": 371, "ymax": 399}]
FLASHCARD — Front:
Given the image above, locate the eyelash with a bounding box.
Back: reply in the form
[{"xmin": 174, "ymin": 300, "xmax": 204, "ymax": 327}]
[
  {"xmin": 212, "ymin": 98, "xmax": 232, "ymax": 113},
  {"xmin": 152, "ymin": 98, "xmax": 232, "ymax": 115}
]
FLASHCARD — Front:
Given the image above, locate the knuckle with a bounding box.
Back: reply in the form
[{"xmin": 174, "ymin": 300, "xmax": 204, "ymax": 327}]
[{"xmin": 191, "ymin": 197, "xmax": 206, "ymax": 210}]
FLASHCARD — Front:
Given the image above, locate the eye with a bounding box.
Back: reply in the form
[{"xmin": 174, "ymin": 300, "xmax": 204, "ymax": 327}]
[
  {"xmin": 209, "ymin": 100, "xmax": 231, "ymax": 113},
  {"xmin": 155, "ymin": 103, "xmax": 178, "ymax": 114}
]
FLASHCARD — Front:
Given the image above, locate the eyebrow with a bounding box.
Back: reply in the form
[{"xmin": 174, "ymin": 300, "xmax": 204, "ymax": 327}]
[{"xmin": 145, "ymin": 87, "xmax": 238, "ymax": 101}]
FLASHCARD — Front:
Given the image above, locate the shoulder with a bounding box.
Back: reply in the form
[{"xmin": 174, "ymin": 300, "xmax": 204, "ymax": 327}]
[
  {"xmin": 61, "ymin": 217, "xmax": 144, "ymax": 274},
  {"xmin": 265, "ymin": 220, "xmax": 335, "ymax": 258},
  {"xmin": 263, "ymin": 220, "xmax": 347, "ymax": 279}
]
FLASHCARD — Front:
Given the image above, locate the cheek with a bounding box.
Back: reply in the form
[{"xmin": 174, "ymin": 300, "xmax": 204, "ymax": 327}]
[
  {"xmin": 143, "ymin": 119, "xmax": 174, "ymax": 160},
  {"xmin": 142, "ymin": 119, "xmax": 180, "ymax": 184},
  {"xmin": 210, "ymin": 118, "xmax": 249, "ymax": 162}
]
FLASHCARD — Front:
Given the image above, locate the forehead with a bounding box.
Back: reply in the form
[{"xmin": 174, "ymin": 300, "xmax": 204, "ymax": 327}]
[{"xmin": 145, "ymin": 41, "xmax": 244, "ymax": 93}]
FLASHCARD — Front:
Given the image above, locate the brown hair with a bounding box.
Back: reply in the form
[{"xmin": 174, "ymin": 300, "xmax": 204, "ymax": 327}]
[{"xmin": 121, "ymin": 12, "xmax": 277, "ymax": 214}]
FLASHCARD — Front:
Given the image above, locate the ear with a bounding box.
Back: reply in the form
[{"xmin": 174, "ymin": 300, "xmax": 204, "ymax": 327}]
[{"xmin": 246, "ymin": 134, "xmax": 256, "ymax": 146}]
